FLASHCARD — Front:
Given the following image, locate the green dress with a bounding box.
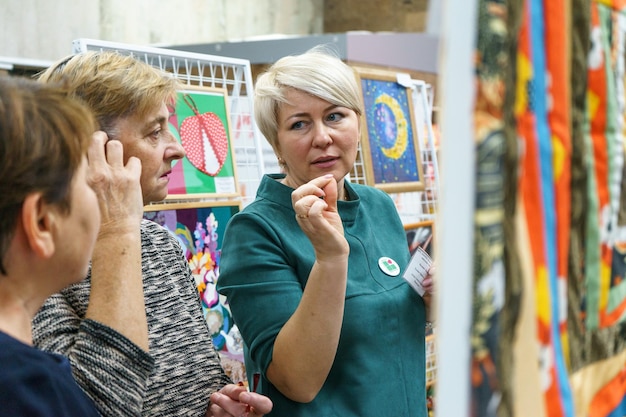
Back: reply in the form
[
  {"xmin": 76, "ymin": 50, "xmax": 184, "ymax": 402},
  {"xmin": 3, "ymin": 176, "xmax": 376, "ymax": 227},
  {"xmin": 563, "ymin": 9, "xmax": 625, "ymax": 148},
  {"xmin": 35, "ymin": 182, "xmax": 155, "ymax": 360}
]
[{"xmin": 218, "ymin": 174, "xmax": 427, "ymax": 417}]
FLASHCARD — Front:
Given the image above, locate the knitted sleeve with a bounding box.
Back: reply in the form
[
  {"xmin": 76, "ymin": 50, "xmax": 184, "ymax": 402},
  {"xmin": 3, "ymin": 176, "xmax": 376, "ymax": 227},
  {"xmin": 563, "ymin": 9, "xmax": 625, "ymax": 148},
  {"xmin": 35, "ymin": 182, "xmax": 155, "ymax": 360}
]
[
  {"xmin": 33, "ymin": 297, "xmax": 154, "ymax": 417},
  {"xmin": 33, "ymin": 219, "xmax": 233, "ymax": 417}
]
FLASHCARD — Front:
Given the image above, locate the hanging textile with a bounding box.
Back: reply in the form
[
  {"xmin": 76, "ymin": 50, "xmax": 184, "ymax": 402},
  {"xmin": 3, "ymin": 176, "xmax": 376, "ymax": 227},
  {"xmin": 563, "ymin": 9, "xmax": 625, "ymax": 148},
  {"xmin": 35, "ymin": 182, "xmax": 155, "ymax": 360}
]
[
  {"xmin": 568, "ymin": 2, "xmax": 626, "ymax": 416},
  {"xmin": 582, "ymin": 0, "xmax": 626, "ymax": 343},
  {"xmin": 443, "ymin": 0, "xmax": 626, "ymax": 415},
  {"xmin": 566, "ymin": 0, "xmax": 592, "ymax": 375},
  {"xmin": 544, "ymin": 0, "xmax": 574, "ymax": 373},
  {"xmin": 585, "ymin": 2, "xmax": 612, "ymax": 331},
  {"xmin": 514, "ymin": 0, "xmax": 575, "ymax": 414},
  {"xmin": 469, "ymin": 0, "xmax": 512, "ymax": 416},
  {"xmin": 499, "ymin": 0, "xmax": 526, "ymax": 413}
]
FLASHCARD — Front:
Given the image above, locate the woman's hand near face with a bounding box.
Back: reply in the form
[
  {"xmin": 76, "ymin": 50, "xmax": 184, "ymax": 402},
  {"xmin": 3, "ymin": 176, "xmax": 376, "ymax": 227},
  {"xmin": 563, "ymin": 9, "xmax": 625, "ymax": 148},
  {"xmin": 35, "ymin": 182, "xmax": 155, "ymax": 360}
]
[
  {"xmin": 84, "ymin": 130, "xmax": 149, "ymax": 351},
  {"xmin": 291, "ymin": 174, "xmax": 349, "ymax": 261},
  {"xmin": 87, "ymin": 131, "xmax": 143, "ymax": 235}
]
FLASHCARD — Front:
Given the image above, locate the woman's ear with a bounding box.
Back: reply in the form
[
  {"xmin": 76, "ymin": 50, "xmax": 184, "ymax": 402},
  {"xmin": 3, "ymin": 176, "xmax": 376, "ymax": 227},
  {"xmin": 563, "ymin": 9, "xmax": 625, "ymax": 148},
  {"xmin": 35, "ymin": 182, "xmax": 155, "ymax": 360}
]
[{"xmin": 21, "ymin": 193, "xmax": 56, "ymax": 260}]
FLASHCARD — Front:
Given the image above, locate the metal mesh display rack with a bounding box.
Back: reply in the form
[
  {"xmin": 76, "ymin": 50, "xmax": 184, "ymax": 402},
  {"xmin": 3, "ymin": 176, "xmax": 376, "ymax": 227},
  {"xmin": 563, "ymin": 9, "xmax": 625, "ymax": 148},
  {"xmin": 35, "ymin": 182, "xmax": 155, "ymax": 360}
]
[{"xmin": 73, "ymin": 38, "xmax": 272, "ymax": 208}]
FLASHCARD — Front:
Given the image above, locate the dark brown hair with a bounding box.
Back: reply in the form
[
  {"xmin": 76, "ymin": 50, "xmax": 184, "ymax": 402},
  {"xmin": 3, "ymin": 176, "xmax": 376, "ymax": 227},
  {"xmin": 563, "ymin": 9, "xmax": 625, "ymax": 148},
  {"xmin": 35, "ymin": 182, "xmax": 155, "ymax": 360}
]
[{"xmin": 0, "ymin": 76, "xmax": 96, "ymax": 274}]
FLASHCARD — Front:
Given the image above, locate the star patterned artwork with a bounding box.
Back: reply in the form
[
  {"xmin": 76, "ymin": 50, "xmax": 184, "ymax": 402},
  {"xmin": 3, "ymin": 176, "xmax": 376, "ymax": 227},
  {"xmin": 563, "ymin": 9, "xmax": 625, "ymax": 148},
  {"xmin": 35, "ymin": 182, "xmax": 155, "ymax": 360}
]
[{"xmin": 352, "ymin": 67, "xmax": 424, "ymax": 192}]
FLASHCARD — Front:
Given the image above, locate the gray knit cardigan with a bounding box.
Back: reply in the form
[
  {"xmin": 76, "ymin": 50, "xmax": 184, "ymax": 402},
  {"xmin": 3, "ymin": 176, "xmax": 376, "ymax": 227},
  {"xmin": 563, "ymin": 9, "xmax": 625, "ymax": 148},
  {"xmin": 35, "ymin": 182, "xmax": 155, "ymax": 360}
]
[{"xmin": 33, "ymin": 220, "xmax": 232, "ymax": 417}]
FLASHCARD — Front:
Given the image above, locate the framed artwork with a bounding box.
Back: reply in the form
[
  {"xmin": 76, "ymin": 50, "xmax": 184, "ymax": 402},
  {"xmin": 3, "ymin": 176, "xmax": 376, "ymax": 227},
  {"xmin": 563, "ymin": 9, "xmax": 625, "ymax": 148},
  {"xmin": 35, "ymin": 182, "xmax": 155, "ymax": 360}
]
[
  {"xmin": 166, "ymin": 85, "xmax": 240, "ymax": 201},
  {"xmin": 353, "ymin": 67, "xmax": 425, "ymax": 192},
  {"xmin": 404, "ymin": 220, "xmax": 434, "ymax": 258},
  {"xmin": 143, "ymin": 202, "xmax": 247, "ymax": 382},
  {"xmin": 425, "ymin": 334, "xmax": 437, "ymax": 386}
]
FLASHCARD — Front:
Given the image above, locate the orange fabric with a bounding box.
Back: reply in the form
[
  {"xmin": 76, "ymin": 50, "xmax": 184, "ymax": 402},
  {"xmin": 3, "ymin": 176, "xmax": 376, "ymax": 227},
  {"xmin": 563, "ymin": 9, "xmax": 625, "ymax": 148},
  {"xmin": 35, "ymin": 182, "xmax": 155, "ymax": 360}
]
[
  {"xmin": 544, "ymin": 0, "xmax": 572, "ymax": 367},
  {"xmin": 588, "ymin": 3, "xmax": 617, "ymax": 329},
  {"xmin": 588, "ymin": 6, "xmax": 609, "ymax": 216},
  {"xmin": 570, "ymin": 350, "xmax": 626, "ymax": 417},
  {"xmin": 594, "ymin": 0, "xmax": 626, "ymax": 11},
  {"xmin": 599, "ymin": 296, "xmax": 626, "ymax": 326},
  {"xmin": 588, "ymin": 366, "xmax": 626, "ymax": 417},
  {"xmin": 515, "ymin": 3, "xmax": 566, "ymax": 415}
]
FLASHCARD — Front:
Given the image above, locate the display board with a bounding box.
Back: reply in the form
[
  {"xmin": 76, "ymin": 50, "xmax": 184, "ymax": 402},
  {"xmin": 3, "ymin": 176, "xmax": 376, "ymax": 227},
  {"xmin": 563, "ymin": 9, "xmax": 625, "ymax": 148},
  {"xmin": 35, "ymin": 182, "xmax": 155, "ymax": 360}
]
[
  {"xmin": 352, "ymin": 66, "xmax": 425, "ymax": 193},
  {"xmin": 348, "ymin": 66, "xmax": 440, "ymax": 224},
  {"xmin": 143, "ymin": 202, "xmax": 246, "ymax": 382},
  {"xmin": 167, "ymin": 86, "xmax": 239, "ymax": 201}
]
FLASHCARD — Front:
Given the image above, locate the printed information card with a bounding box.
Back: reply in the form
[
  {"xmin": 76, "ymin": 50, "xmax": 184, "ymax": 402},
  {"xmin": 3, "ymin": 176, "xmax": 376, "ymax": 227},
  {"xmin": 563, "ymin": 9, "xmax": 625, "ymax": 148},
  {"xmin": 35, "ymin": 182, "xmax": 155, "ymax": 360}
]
[{"xmin": 402, "ymin": 246, "xmax": 432, "ymax": 296}]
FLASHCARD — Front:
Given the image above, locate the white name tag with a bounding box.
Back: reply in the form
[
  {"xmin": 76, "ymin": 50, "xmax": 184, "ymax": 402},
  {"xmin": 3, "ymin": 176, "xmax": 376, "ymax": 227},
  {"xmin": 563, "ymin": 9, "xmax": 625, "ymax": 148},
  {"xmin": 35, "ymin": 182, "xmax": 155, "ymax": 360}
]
[{"xmin": 402, "ymin": 247, "xmax": 432, "ymax": 296}]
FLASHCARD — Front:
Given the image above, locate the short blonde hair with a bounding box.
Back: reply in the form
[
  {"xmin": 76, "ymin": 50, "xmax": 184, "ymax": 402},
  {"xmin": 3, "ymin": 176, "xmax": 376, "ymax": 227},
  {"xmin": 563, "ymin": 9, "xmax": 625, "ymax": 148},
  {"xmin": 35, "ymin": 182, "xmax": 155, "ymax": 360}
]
[
  {"xmin": 254, "ymin": 45, "xmax": 363, "ymax": 154},
  {"xmin": 38, "ymin": 50, "xmax": 180, "ymax": 135}
]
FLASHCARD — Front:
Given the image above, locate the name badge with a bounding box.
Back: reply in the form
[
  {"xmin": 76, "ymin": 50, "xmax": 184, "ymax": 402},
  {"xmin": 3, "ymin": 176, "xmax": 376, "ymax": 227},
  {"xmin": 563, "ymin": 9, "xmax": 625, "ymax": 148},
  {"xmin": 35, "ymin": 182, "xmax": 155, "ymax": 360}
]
[{"xmin": 378, "ymin": 257, "xmax": 401, "ymax": 277}]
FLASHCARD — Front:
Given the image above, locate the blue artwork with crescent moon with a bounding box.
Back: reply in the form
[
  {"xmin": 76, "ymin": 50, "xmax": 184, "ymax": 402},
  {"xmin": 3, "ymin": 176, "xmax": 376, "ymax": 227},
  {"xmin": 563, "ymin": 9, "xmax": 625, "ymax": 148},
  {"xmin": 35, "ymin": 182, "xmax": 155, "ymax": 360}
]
[{"xmin": 361, "ymin": 78, "xmax": 420, "ymax": 184}]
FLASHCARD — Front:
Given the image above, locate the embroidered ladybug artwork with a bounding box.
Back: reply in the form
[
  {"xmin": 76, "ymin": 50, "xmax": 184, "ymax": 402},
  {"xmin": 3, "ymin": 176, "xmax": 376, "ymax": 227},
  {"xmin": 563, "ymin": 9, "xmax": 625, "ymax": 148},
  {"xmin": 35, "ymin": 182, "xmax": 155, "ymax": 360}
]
[{"xmin": 179, "ymin": 94, "xmax": 229, "ymax": 176}]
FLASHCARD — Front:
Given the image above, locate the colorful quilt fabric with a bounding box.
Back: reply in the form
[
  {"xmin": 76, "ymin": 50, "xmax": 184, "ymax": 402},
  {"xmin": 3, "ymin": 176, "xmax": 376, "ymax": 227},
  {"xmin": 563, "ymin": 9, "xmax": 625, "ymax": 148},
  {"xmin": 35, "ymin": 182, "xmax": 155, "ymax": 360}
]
[
  {"xmin": 469, "ymin": 1, "xmax": 512, "ymax": 416},
  {"xmin": 545, "ymin": 0, "xmax": 574, "ymax": 375},
  {"xmin": 567, "ymin": 0, "xmax": 592, "ymax": 376},
  {"xmin": 466, "ymin": 0, "xmax": 626, "ymax": 416},
  {"xmin": 514, "ymin": 0, "xmax": 574, "ymax": 414},
  {"xmin": 581, "ymin": 2, "xmax": 626, "ymax": 350},
  {"xmin": 567, "ymin": 3, "xmax": 626, "ymax": 417},
  {"xmin": 142, "ymin": 206, "xmax": 247, "ymax": 383}
]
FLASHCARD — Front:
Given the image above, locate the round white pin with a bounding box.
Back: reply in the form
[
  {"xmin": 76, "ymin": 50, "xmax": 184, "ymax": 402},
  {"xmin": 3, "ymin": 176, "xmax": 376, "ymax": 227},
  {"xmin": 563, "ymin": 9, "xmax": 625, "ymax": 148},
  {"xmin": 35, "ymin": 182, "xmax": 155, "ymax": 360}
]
[{"xmin": 378, "ymin": 257, "xmax": 400, "ymax": 277}]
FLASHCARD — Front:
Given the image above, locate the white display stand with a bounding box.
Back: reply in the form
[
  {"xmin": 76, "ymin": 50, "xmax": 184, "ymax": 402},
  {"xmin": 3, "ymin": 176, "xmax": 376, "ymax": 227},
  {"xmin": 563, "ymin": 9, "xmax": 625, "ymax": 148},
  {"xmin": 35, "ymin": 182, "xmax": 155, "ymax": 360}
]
[
  {"xmin": 432, "ymin": 0, "xmax": 478, "ymax": 415},
  {"xmin": 399, "ymin": 76, "xmax": 439, "ymax": 223},
  {"xmin": 73, "ymin": 38, "xmax": 273, "ymax": 207}
]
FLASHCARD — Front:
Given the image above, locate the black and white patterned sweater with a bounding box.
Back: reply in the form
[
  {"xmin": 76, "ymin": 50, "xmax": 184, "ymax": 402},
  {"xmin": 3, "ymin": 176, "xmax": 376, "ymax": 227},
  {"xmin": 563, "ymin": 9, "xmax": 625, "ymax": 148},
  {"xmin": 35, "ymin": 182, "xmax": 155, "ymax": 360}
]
[{"xmin": 33, "ymin": 220, "xmax": 232, "ymax": 417}]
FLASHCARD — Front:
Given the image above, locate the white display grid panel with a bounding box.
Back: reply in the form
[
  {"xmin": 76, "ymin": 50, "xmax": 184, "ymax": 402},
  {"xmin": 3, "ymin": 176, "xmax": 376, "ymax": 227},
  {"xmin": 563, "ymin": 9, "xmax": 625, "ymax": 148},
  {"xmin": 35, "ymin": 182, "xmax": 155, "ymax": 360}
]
[
  {"xmin": 73, "ymin": 38, "xmax": 272, "ymax": 208},
  {"xmin": 411, "ymin": 80, "xmax": 440, "ymax": 221}
]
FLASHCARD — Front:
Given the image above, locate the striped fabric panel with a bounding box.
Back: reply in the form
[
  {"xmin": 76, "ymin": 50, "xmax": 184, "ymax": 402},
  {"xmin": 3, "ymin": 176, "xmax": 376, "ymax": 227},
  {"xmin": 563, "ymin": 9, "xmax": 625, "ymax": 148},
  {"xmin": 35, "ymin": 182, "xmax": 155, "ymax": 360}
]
[{"xmin": 515, "ymin": 0, "xmax": 573, "ymax": 414}]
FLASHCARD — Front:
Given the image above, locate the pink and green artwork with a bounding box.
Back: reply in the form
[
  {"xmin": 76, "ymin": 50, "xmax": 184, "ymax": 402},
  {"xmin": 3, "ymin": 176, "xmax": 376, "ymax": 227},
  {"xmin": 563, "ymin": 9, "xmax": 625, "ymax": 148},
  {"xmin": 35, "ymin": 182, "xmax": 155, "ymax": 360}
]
[{"xmin": 167, "ymin": 87, "xmax": 239, "ymax": 199}]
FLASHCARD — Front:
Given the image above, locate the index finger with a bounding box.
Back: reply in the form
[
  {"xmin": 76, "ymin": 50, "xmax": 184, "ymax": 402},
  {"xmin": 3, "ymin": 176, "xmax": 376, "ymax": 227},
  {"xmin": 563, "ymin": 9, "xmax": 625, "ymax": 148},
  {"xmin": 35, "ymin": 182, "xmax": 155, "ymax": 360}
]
[
  {"xmin": 240, "ymin": 392, "xmax": 273, "ymax": 415},
  {"xmin": 309, "ymin": 174, "xmax": 336, "ymax": 194},
  {"xmin": 208, "ymin": 389, "xmax": 246, "ymax": 417},
  {"xmin": 291, "ymin": 174, "xmax": 336, "ymax": 203},
  {"xmin": 104, "ymin": 138, "xmax": 125, "ymax": 168},
  {"xmin": 216, "ymin": 384, "xmax": 247, "ymax": 400},
  {"xmin": 87, "ymin": 131, "xmax": 109, "ymax": 165}
]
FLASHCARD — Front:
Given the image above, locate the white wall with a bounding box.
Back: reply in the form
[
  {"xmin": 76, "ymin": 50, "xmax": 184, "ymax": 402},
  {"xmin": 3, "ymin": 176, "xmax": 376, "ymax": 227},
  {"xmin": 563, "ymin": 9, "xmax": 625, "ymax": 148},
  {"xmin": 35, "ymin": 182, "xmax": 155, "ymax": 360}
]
[{"xmin": 1, "ymin": 0, "xmax": 323, "ymax": 61}]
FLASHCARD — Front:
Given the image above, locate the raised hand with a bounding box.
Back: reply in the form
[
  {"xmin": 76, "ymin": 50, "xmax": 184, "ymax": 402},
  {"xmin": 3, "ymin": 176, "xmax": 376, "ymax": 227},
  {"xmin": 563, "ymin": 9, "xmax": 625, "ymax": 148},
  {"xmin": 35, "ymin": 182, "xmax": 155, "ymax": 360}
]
[
  {"xmin": 291, "ymin": 174, "xmax": 349, "ymax": 261},
  {"xmin": 87, "ymin": 131, "xmax": 143, "ymax": 235},
  {"xmin": 84, "ymin": 130, "xmax": 148, "ymax": 351}
]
